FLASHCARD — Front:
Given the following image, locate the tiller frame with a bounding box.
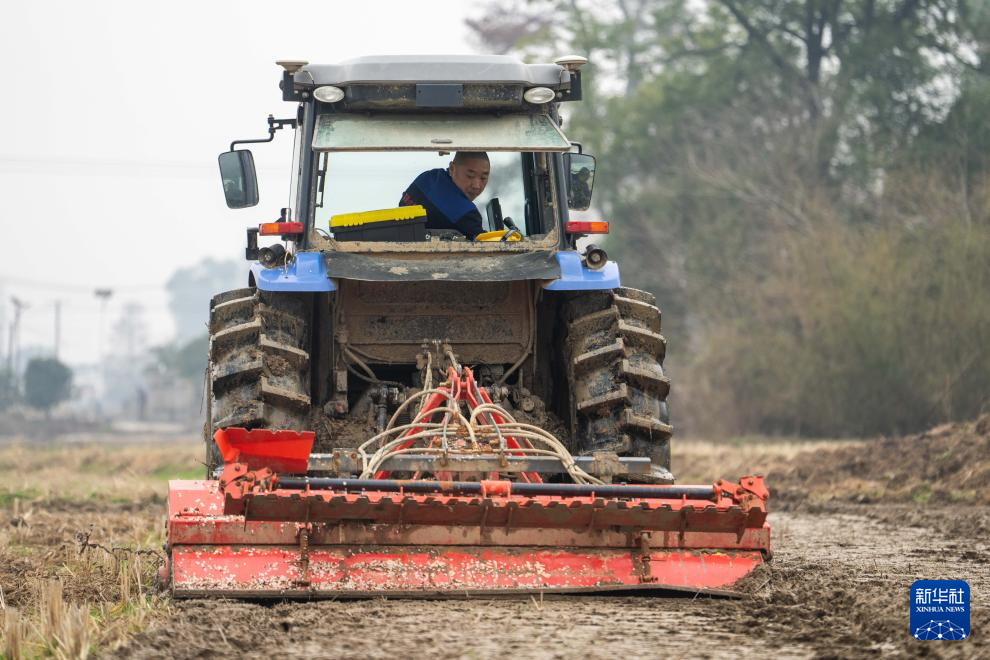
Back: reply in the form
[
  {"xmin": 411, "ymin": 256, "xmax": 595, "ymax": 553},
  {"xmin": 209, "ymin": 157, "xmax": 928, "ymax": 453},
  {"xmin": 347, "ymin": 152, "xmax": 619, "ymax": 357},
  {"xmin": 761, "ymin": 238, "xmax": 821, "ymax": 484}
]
[{"xmin": 165, "ymin": 367, "xmax": 771, "ymax": 598}]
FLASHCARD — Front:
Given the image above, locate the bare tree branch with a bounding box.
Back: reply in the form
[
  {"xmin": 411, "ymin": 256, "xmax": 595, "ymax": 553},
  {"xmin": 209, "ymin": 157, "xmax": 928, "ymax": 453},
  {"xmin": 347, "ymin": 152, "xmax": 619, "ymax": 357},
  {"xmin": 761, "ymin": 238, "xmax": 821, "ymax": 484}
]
[{"xmin": 717, "ymin": 0, "xmax": 807, "ymax": 82}]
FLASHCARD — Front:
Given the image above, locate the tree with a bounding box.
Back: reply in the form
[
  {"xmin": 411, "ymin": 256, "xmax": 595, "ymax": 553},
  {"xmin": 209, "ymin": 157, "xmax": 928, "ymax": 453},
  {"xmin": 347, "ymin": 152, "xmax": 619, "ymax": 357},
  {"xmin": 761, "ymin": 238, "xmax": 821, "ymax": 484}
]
[
  {"xmin": 24, "ymin": 357, "xmax": 72, "ymax": 416},
  {"xmin": 469, "ymin": 0, "xmax": 984, "ymax": 227},
  {"xmin": 472, "ymin": 1, "xmax": 980, "ymax": 176},
  {"xmin": 148, "ymin": 333, "xmax": 208, "ymax": 382},
  {"xmin": 166, "ymin": 259, "xmax": 243, "ymax": 342},
  {"xmin": 468, "ymin": 0, "xmax": 990, "ymax": 436}
]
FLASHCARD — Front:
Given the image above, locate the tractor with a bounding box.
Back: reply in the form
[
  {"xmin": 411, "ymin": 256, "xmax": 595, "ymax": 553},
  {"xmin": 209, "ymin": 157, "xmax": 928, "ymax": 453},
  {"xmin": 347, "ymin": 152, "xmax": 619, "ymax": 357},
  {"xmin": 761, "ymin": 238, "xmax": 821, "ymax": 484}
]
[{"xmin": 161, "ymin": 55, "xmax": 770, "ymax": 597}]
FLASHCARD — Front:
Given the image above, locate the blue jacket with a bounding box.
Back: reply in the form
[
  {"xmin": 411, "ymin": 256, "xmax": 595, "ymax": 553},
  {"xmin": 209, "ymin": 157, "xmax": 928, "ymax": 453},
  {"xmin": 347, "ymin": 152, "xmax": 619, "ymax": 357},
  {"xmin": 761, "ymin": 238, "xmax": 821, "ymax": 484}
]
[{"xmin": 399, "ymin": 169, "xmax": 484, "ymax": 239}]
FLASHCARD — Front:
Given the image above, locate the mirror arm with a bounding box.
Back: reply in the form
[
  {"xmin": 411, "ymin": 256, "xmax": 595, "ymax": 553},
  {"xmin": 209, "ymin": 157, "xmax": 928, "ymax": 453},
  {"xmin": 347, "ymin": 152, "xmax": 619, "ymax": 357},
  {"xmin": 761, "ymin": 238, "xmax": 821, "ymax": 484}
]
[
  {"xmin": 229, "ymin": 114, "xmax": 298, "ymax": 152},
  {"xmin": 245, "ymin": 227, "xmax": 260, "ymax": 260}
]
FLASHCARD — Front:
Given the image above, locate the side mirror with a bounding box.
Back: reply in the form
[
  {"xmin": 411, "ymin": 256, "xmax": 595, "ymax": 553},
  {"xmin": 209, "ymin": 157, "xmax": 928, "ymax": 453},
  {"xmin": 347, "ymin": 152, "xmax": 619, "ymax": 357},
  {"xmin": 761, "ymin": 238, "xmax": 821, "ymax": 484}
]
[
  {"xmin": 218, "ymin": 150, "xmax": 259, "ymax": 209},
  {"xmin": 565, "ymin": 153, "xmax": 596, "ymax": 211}
]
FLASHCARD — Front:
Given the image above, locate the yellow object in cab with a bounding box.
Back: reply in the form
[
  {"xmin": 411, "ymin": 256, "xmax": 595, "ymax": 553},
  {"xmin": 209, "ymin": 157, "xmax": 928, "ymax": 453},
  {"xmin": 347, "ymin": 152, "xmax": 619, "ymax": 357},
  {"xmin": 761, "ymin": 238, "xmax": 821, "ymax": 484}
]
[
  {"xmin": 475, "ymin": 229, "xmax": 522, "ymax": 242},
  {"xmin": 330, "ymin": 205, "xmax": 426, "ymax": 228}
]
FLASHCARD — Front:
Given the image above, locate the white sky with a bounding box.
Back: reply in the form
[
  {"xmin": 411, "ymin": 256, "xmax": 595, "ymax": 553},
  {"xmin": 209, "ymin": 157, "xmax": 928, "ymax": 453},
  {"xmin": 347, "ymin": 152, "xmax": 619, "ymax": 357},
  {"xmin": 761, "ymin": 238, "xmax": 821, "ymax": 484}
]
[{"xmin": 0, "ymin": 0, "xmax": 476, "ymax": 367}]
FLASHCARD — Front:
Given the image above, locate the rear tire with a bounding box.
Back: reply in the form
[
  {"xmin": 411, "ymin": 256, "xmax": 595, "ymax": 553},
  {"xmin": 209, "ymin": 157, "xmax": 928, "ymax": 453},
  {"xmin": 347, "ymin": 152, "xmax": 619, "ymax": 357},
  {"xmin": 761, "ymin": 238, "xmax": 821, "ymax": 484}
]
[
  {"xmin": 563, "ymin": 287, "xmax": 673, "ymax": 482},
  {"xmin": 204, "ymin": 288, "xmax": 312, "ymax": 476}
]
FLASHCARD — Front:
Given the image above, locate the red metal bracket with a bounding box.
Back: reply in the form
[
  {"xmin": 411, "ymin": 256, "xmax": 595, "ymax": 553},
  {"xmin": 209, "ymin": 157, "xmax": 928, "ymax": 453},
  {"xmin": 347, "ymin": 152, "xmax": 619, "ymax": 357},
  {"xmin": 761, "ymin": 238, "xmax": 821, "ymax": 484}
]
[
  {"xmin": 295, "ymin": 523, "xmax": 312, "ymax": 587},
  {"xmin": 635, "ymin": 531, "xmax": 657, "ymax": 583},
  {"xmin": 716, "ymin": 476, "xmax": 769, "ymax": 511},
  {"xmin": 219, "ymin": 462, "xmax": 276, "ymax": 499}
]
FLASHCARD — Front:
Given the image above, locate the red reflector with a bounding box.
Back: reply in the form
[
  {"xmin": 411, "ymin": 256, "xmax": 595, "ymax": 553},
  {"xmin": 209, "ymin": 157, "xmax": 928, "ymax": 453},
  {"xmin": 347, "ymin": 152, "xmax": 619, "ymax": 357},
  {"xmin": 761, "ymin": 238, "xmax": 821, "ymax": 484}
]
[
  {"xmin": 565, "ymin": 221, "xmax": 609, "ymax": 234},
  {"xmin": 259, "ymin": 221, "xmax": 305, "ymax": 236}
]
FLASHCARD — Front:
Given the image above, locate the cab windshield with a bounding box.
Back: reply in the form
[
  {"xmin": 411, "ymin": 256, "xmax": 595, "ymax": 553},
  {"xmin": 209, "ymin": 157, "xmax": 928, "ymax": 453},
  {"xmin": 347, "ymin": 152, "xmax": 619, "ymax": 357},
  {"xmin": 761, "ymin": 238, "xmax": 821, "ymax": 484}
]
[{"xmin": 313, "ymin": 151, "xmax": 549, "ymax": 239}]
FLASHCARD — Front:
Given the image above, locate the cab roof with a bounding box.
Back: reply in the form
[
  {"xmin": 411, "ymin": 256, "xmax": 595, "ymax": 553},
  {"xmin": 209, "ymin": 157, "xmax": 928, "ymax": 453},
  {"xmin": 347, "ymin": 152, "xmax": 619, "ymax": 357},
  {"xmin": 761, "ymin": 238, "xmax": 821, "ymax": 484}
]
[{"xmin": 295, "ymin": 55, "xmax": 569, "ymax": 89}]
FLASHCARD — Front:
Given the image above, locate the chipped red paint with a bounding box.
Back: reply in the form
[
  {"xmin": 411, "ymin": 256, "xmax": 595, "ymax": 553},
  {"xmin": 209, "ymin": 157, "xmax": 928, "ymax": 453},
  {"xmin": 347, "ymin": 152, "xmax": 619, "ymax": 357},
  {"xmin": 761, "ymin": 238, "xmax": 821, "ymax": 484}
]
[
  {"xmin": 166, "ymin": 475, "xmax": 771, "ymax": 598},
  {"xmin": 170, "ymin": 544, "xmax": 765, "ymax": 596}
]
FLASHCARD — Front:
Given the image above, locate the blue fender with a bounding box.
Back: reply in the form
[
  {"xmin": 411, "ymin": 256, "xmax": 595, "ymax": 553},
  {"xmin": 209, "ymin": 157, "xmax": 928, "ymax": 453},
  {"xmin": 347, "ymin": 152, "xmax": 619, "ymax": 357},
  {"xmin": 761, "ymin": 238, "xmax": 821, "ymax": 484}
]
[
  {"xmin": 251, "ymin": 252, "xmax": 336, "ymax": 292},
  {"xmin": 250, "ymin": 250, "xmax": 617, "ymax": 293},
  {"xmin": 542, "ymin": 251, "xmax": 621, "ymax": 291}
]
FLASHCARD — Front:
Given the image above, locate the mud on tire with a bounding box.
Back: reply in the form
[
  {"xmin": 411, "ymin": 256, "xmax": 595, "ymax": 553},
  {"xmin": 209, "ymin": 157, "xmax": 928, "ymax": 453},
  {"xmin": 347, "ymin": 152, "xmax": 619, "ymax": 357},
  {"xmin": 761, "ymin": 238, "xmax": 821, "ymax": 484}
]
[
  {"xmin": 564, "ymin": 287, "xmax": 673, "ymax": 482},
  {"xmin": 204, "ymin": 288, "xmax": 312, "ymax": 476}
]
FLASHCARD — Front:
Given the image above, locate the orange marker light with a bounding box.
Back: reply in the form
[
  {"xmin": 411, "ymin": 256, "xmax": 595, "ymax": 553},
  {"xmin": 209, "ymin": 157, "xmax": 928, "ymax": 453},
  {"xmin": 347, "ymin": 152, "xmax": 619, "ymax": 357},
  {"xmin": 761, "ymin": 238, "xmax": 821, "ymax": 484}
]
[
  {"xmin": 259, "ymin": 222, "xmax": 305, "ymax": 236},
  {"xmin": 565, "ymin": 221, "xmax": 609, "ymax": 234}
]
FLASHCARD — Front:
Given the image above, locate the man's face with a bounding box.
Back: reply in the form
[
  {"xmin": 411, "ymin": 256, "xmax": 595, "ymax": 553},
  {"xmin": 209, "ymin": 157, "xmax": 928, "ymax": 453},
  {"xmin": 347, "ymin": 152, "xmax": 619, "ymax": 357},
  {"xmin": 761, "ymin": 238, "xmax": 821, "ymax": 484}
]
[{"xmin": 448, "ymin": 157, "xmax": 490, "ymax": 201}]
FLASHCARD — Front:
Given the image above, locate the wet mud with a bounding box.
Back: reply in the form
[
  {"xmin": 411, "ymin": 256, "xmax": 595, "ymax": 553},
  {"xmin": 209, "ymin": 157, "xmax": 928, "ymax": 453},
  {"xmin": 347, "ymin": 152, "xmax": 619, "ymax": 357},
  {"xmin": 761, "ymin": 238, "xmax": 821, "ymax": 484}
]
[
  {"xmin": 115, "ymin": 504, "xmax": 989, "ymax": 659},
  {"xmin": 110, "ymin": 416, "xmax": 990, "ymax": 658}
]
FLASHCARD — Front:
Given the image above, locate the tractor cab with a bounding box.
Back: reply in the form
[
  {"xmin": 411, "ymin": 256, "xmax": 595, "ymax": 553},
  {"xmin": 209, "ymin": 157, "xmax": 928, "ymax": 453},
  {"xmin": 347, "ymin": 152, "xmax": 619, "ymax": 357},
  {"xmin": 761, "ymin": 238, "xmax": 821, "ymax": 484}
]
[{"xmin": 218, "ymin": 55, "xmax": 600, "ymax": 260}]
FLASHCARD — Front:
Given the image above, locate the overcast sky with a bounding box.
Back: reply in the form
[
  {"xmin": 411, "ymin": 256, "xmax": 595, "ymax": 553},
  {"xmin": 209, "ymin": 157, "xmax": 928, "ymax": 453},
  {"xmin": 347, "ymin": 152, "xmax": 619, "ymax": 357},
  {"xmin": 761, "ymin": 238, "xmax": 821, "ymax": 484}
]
[{"xmin": 0, "ymin": 0, "xmax": 478, "ymax": 366}]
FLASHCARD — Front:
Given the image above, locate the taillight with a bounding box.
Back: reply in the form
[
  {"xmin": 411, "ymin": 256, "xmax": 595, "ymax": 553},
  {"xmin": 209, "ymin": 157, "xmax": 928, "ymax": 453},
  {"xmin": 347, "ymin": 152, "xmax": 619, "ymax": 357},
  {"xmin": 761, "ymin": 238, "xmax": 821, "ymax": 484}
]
[
  {"xmin": 565, "ymin": 221, "xmax": 609, "ymax": 234},
  {"xmin": 259, "ymin": 221, "xmax": 305, "ymax": 237}
]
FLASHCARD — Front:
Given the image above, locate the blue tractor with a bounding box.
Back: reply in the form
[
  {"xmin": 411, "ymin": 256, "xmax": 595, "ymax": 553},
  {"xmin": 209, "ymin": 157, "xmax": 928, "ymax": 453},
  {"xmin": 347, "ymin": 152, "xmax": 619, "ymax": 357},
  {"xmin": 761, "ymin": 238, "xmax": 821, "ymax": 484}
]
[{"xmin": 209, "ymin": 54, "xmax": 672, "ymax": 484}]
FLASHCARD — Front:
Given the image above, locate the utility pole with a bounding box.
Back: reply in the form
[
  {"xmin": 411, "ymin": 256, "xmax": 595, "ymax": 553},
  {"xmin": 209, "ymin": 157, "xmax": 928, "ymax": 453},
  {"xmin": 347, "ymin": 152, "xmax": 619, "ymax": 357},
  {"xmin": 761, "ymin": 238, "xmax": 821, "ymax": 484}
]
[
  {"xmin": 54, "ymin": 300, "xmax": 62, "ymax": 360},
  {"xmin": 0, "ymin": 286, "xmax": 6, "ymax": 369},
  {"xmin": 93, "ymin": 288, "xmax": 113, "ymax": 362},
  {"xmin": 8, "ymin": 296, "xmax": 28, "ymax": 374},
  {"xmin": 4, "ymin": 307, "xmax": 11, "ymax": 374},
  {"xmin": 93, "ymin": 288, "xmax": 113, "ymax": 408}
]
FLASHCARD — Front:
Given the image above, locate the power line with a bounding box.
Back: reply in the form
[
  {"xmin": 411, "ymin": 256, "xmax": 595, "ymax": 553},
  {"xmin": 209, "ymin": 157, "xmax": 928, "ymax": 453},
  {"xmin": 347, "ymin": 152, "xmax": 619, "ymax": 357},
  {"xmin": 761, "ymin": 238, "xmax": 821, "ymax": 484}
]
[
  {"xmin": 0, "ymin": 155, "xmax": 215, "ymax": 170},
  {"xmin": 33, "ymin": 305, "xmax": 175, "ymax": 316},
  {"xmin": 4, "ymin": 297, "xmax": 174, "ymax": 319},
  {"xmin": 0, "ymin": 275, "xmax": 163, "ymax": 293},
  {"xmin": 0, "ymin": 155, "xmax": 285, "ymax": 177}
]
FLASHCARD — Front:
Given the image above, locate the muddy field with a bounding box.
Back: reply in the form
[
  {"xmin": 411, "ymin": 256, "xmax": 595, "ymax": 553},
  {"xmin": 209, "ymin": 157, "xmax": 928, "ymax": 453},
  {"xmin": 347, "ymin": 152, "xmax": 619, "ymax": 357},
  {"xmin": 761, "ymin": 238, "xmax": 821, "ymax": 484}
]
[{"xmin": 2, "ymin": 418, "xmax": 988, "ymax": 658}]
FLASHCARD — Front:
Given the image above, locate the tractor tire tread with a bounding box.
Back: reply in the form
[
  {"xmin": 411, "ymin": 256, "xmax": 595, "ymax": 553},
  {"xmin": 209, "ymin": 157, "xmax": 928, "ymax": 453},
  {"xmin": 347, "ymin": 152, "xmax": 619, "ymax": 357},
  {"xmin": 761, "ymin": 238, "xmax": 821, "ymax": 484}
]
[
  {"xmin": 572, "ymin": 339, "xmax": 626, "ymax": 375},
  {"xmin": 620, "ymin": 359, "xmax": 671, "ymax": 396},
  {"xmin": 564, "ymin": 287, "xmax": 672, "ymax": 481},
  {"xmin": 210, "ymin": 288, "xmax": 256, "ymax": 309},
  {"xmin": 205, "ymin": 288, "xmax": 311, "ymax": 477}
]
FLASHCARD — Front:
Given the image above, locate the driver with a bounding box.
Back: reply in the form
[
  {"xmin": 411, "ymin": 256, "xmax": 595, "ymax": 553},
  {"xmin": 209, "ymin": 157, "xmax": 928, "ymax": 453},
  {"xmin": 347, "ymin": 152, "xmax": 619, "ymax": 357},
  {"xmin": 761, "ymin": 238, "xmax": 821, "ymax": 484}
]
[{"xmin": 398, "ymin": 151, "xmax": 489, "ymax": 239}]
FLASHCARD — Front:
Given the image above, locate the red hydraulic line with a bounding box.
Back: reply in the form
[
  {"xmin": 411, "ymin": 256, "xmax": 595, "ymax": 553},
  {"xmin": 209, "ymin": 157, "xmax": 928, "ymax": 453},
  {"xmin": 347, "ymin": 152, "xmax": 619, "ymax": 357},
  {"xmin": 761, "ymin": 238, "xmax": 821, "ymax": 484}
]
[
  {"xmin": 471, "ymin": 374, "xmax": 541, "ymax": 483},
  {"xmin": 374, "ymin": 366, "xmax": 542, "ymax": 483},
  {"xmin": 374, "ymin": 388, "xmax": 449, "ymax": 479}
]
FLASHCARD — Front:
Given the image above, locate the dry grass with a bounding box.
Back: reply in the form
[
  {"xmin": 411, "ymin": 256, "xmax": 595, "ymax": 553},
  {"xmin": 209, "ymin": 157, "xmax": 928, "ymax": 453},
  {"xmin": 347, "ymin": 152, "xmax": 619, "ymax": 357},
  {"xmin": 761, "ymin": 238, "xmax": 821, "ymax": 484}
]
[
  {"xmin": 677, "ymin": 415, "xmax": 990, "ymax": 507},
  {"xmin": 0, "ymin": 439, "xmax": 202, "ymax": 505},
  {"xmin": 673, "ymin": 435, "xmax": 864, "ymax": 485},
  {"xmin": 0, "ymin": 437, "xmax": 197, "ymax": 658}
]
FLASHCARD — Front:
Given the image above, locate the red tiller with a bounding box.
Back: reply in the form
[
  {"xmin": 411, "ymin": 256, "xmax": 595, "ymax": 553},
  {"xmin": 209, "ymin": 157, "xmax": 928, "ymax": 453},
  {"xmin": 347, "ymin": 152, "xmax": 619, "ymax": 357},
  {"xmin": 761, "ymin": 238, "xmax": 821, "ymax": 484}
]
[
  {"xmin": 163, "ymin": 366, "xmax": 771, "ymax": 598},
  {"xmin": 164, "ymin": 472, "xmax": 771, "ymax": 597}
]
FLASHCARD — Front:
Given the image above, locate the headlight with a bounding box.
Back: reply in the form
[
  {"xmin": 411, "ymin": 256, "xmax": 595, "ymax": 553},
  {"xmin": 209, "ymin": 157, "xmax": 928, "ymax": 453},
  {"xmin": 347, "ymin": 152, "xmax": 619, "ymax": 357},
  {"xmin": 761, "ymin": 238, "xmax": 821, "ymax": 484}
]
[
  {"xmin": 523, "ymin": 87, "xmax": 556, "ymax": 104},
  {"xmin": 313, "ymin": 86, "xmax": 345, "ymax": 103}
]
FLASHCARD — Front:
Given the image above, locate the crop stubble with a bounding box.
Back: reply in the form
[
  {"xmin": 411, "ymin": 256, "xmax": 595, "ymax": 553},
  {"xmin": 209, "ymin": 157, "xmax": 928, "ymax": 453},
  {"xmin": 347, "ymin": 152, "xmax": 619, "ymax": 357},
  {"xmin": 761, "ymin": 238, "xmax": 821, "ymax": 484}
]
[{"xmin": 2, "ymin": 418, "xmax": 989, "ymax": 658}]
